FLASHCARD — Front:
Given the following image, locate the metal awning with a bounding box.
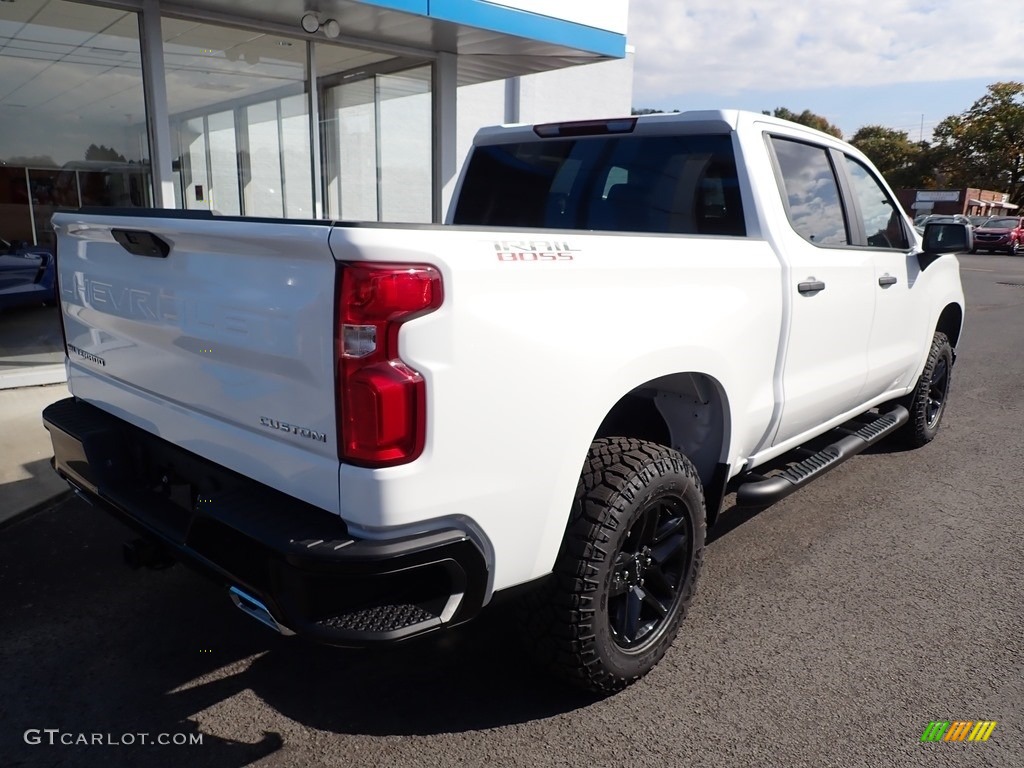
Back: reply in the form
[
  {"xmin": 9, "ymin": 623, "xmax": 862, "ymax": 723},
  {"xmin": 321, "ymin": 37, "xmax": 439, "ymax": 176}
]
[{"xmin": 165, "ymin": 0, "xmax": 628, "ymax": 85}]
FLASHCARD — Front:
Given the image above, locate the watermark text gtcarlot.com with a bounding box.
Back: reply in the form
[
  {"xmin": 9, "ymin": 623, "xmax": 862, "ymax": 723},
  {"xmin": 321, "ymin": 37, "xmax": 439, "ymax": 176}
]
[{"xmin": 25, "ymin": 729, "xmax": 203, "ymax": 746}]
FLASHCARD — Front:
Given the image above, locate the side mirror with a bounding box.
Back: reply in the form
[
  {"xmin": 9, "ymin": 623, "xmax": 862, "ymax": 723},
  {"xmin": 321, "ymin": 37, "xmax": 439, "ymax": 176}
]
[{"xmin": 922, "ymin": 222, "xmax": 972, "ymax": 254}]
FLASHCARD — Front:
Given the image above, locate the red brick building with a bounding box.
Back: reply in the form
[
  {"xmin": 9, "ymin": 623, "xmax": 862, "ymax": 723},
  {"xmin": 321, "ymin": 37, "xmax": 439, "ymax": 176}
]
[{"xmin": 897, "ymin": 187, "xmax": 1019, "ymax": 218}]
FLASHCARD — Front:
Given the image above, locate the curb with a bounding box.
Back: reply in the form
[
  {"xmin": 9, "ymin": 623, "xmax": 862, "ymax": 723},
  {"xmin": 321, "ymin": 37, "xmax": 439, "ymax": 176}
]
[{"xmin": 0, "ymin": 364, "xmax": 66, "ymax": 391}]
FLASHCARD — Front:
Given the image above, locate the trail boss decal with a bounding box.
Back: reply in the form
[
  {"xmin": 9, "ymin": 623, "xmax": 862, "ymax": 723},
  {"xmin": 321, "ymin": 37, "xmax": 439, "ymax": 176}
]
[{"xmin": 493, "ymin": 240, "xmax": 578, "ymax": 262}]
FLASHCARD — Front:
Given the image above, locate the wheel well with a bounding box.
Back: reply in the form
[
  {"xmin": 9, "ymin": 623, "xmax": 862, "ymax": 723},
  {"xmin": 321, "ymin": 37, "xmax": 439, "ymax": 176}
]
[
  {"xmin": 594, "ymin": 373, "xmax": 730, "ymax": 523},
  {"xmin": 936, "ymin": 303, "xmax": 963, "ymax": 349}
]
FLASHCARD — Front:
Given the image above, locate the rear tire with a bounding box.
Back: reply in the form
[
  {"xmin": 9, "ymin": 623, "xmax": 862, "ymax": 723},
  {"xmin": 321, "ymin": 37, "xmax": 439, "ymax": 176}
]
[
  {"xmin": 520, "ymin": 437, "xmax": 705, "ymax": 694},
  {"xmin": 900, "ymin": 332, "xmax": 953, "ymax": 448}
]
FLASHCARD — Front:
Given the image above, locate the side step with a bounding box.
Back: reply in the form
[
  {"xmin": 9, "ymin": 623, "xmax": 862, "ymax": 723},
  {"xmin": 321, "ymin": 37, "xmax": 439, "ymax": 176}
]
[{"xmin": 735, "ymin": 405, "xmax": 909, "ymax": 508}]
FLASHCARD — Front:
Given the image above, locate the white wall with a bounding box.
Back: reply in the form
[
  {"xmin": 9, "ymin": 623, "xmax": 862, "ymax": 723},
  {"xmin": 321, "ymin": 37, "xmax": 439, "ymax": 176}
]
[
  {"xmin": 518, "ymin": 52, "xmax": 634, "ymax": 124},
  {"xmin": 454, "ymin": 51, "xmax": 635, "ymax": 199},
  {"xmin": 456, "ymin": 79, "xmax": 507, "ymax": 178}
]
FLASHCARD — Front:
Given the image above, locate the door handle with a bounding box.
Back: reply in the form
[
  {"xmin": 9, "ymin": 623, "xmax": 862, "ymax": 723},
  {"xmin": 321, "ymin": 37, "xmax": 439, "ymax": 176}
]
[
  {"xmin": 878, "ymin": 275, "xmax": 898, "ymax": 287},
  {"xmin": 797, "ymin": 280, "xmax": 826, "ymax": 294}
]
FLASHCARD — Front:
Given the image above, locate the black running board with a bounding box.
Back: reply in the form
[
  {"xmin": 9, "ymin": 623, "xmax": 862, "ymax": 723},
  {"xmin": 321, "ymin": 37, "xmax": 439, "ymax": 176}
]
[{"xmin": 735, "ymin": 406, "xmax": 909, "ymax": 508}]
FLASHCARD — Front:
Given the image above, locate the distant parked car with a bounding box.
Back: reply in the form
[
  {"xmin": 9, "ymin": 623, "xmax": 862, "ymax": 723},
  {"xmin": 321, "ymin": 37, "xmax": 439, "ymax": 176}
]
[
  {"xmin": 914, "ymin": 214, "xmax": 971, "ymax": 236},
  {"xmin": 0, "ymin": 237, "xmax": 57, "ymax": 311},
  {"xmin": 971, "ymin": 216, "xmax": 1024, "ymax": 255}
]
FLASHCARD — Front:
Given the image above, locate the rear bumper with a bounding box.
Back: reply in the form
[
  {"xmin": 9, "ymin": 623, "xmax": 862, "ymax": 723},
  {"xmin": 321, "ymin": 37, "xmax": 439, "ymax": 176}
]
[{"xmin": 42, "ymin": 397, "xmax": 488, "ymax": 646}]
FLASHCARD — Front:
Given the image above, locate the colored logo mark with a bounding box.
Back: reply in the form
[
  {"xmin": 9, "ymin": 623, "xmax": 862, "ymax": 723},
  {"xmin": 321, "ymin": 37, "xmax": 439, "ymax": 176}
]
[{"xmin": 920, "ymin": 721, "xmax": 997, "ymax": 742}]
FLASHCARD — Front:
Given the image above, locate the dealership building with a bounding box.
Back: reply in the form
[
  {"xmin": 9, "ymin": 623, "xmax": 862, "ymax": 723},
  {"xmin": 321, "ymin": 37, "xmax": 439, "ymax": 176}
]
[{"xmin": 0, "ymin": 0, "xmax": 633, "ymax": 385}]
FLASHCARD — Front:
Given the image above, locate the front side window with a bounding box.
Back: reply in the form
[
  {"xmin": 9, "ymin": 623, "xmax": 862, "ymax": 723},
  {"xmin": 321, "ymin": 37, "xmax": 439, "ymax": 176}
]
[
  {"xmin": 453, "ymin": 133, "xmax": 745, "ymax": 236},
  {"xmin": 843, "ymin": 157, "xmax": 909, "ymax": 249},
  {"xmin": 770, "ymin": 137, "xmax": 848, "ymax": 246}
]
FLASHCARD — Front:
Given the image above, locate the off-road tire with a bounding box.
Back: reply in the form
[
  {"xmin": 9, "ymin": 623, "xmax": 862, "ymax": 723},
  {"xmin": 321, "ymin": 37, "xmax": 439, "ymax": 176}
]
[
  {"xmin": 899, "ymin": 331, "xmax": 953, "ymax": 448},
  {"xmin": 520, "ymin": 437, "xmax": 705, "ymax": 694}
]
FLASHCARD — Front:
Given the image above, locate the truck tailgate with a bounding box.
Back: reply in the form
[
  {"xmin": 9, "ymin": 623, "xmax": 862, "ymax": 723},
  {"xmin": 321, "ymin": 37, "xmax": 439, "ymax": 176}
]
[{"xmin": 53, "ymin": 212, "xmax": 341, "ymax": 514}]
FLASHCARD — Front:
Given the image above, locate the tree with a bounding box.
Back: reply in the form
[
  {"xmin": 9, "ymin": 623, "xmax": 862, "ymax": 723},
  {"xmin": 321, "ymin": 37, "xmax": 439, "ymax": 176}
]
[
  {"xmin": 631, "ymin": 108, "xmax": 680, "ymax": 115},
  {"xmin": 84, "ymin": 144, "xmax": 127, "ymax": 163},
  {"xmin": 849, "ymin": 125, "xmax": 934, "ymax": 188},
  {"xmin": 931, "ymin": 81, "xmax": 1024, "ymax": 204},
  {"xmin": 763, "ymin": 107, "xmax": 843, "ymax": 138}
]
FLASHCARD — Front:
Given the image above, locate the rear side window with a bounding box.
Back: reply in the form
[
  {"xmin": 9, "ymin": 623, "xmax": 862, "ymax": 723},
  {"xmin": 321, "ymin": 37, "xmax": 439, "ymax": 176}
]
[
  {"xmin": 453, "ymin": 134, "xmax": 745, "ymax": 236},
  {"xmin": 770, "ymin": 137, "xmax": 848, "ymax": 246}
]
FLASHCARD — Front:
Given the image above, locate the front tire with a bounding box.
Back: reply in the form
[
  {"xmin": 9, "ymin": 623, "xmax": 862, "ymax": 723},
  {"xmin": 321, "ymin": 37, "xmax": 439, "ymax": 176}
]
[
  {"xmin": 900, "ymin": 332, "xmax": 953, "ymax": 447},
  {"xmin": 521, "ymin": 437, "xmax": 706, "ymax": 694}
]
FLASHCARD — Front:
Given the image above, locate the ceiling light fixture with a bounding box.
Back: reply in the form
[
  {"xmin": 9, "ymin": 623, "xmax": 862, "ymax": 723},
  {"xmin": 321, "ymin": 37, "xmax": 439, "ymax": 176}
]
[
  {"xmin": 300, "ymin": 13, "xmax": 320, "ymax": 34},
  {"xmin": 300, "ymin": 12, "xmax": 342, "ymax": 39},
  {"xmin": 322, "ymin": 19, "xmax": 341, "ymax": 39}
]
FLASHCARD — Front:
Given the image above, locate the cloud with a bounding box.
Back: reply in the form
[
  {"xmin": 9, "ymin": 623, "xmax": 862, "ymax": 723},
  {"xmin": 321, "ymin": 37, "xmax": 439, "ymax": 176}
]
[{"xmin": 629, "ymin": 0, "xmax": 1024, "ymax": 103}]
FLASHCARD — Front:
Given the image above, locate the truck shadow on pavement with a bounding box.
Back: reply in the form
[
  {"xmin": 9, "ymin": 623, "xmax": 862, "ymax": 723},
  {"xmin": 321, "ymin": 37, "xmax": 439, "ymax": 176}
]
[{"xmin": 0, "ymin": 497, "xmax": 597, "ymax": 765}]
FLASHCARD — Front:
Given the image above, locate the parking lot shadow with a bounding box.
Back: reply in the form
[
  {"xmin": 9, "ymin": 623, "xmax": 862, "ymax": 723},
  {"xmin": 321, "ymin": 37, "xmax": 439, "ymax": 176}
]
[{"xmin": 0, "ymin": 497, "xmax": 597, "ymax": 765}]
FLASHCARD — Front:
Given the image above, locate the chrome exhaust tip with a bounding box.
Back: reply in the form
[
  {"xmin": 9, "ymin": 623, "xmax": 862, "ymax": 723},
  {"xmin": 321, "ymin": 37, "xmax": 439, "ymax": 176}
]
[{"xmin": 228, "ymin": 586, "xmax": 295, "ymax": 636}]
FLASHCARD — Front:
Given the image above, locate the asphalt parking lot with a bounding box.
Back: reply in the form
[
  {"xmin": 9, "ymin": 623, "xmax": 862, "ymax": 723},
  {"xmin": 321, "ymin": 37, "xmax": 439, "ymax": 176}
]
[{"xmin": 1, "ymin": 254, "xmax": 1022, "ymax": 768}]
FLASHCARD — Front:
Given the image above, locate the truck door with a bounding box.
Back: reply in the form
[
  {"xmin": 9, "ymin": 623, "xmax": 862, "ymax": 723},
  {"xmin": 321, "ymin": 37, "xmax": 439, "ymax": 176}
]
[
  {"xmin": 839, "ymin": 154, "xmax": 930, "ymax": 398},
  {"xmin": 768, "ymin": 136, "xmax": 875, "ymax": 445}
]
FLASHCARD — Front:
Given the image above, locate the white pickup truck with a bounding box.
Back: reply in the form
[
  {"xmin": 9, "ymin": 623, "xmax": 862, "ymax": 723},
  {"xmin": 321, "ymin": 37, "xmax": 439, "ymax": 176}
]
[{"xmin": 43, "ymin": 110, "xmax": 968, "ymax": 693}]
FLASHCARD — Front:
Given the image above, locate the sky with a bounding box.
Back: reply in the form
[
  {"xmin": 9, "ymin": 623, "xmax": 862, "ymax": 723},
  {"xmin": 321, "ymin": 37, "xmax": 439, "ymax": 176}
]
[{"xmin": 626, "ymin": 0, "xmax": 1024, "ymax": 141}]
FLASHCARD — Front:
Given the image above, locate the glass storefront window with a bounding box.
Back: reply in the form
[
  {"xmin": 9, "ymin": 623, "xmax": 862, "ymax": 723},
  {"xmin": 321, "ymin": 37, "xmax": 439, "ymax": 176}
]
[
  {"xmin": 0, "ymin": 0, "xmax": 151, "ymax": 248},
  {"xmin": 245, "ymin": 101, "xmax": 284, "ymax": 217},
  {"xmin": 1, "ymin": 0, "xmax": 150, "ymax": 376},
  {"xmin": 319, "ymin": 52, "xmax": 433, "ymax": 224},
  {"xmin": 0, "ymin": 5, "xmax": 438, "ymax": 241},
  {"xmin": 323, "ymin": 77, "xmax": 378, "ymax": 221},
  {"xmin": 207, "ymin": 111, "xmax": 241, "ymax": 216},
  {"xmin": 163, "ymin": 20, "xmax": 321, "ymax": 219},
  {"xmin": 161, "ymin": 23, "xmax": 434, "ymax": 225},
  {"xmin": 281, "ymin": 95, "xmax": 313, "ymax": 219},
  {"xmin": 378, "ymin": 67, "xmax": 432, "ymax": 223}
]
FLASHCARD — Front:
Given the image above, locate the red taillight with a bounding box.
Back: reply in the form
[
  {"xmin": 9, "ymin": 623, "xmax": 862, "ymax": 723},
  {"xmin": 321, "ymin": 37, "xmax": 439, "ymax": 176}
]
[{"xmin": 336, "ymin": 263, "xmax": 442, "ymax": 467}]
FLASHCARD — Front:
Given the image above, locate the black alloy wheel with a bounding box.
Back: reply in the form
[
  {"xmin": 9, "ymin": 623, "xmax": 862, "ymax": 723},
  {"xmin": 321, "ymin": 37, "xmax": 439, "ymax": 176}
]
[
  {"xmin": 925, "ymin": 353, "xmax": 950, "ymax": 429},
  {"xmin": 608, "ymin": 495, "xmax": 692, "ymax": 651}
]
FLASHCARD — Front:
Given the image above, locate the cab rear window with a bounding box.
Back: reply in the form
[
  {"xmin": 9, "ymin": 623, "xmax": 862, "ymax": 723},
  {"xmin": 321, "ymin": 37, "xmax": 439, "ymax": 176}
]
[{"xmin": 452, "ymin": 134, "xmax": 745, "ymax": 237}]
